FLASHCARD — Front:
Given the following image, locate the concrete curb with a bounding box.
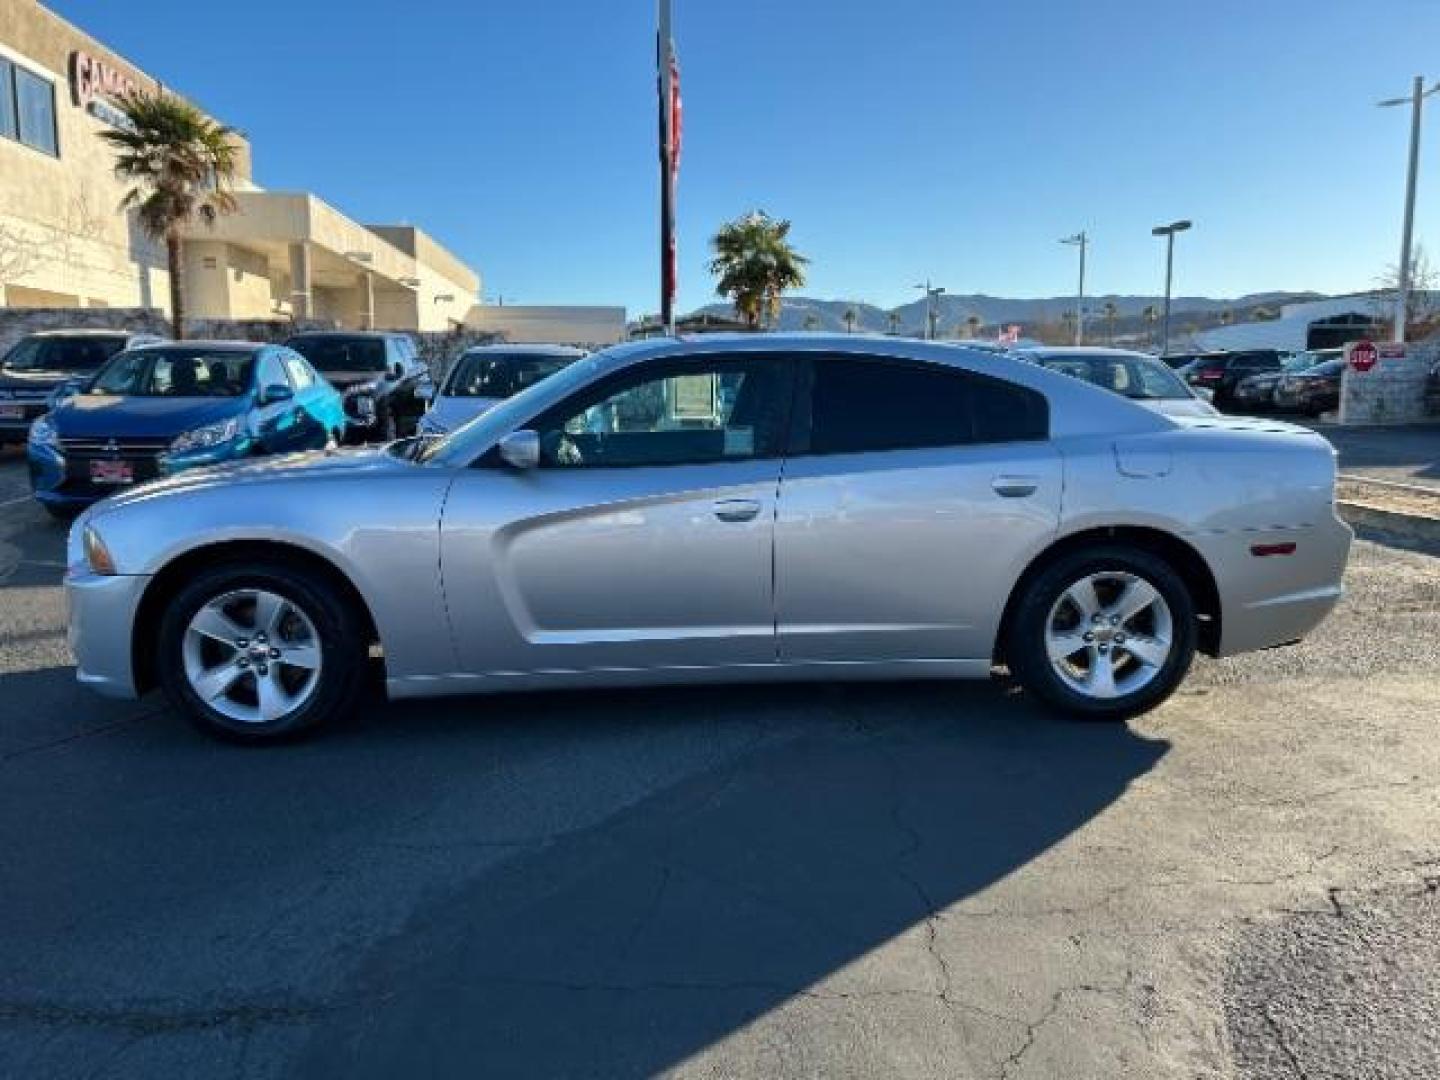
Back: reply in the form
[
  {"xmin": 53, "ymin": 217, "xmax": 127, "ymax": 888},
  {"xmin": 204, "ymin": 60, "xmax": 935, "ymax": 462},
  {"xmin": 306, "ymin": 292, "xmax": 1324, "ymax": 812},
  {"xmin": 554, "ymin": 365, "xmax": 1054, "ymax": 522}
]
[{"xmin": 1337, "ymin": 500, "xmax": 1440, "ymax": 546}]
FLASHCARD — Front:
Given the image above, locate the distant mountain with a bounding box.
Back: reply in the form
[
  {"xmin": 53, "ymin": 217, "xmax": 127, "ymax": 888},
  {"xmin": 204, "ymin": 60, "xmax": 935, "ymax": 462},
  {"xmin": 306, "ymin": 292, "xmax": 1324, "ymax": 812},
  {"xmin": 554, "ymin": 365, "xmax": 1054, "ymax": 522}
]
[{"xmin": 688, "ymin": 292, "xmax": 1326, "ymax": 338}]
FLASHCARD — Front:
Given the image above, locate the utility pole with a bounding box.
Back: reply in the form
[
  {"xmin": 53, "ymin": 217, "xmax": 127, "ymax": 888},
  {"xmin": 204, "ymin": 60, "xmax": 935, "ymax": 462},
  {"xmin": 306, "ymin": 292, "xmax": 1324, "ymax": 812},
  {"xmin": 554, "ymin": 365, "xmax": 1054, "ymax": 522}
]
[
  {"xmin": 1151, "ymin": 220, "xmax": 1192, "ymax": 356},
  {"xmin": 1378, "ymin": 77, "xmax": 1438, "ymax": 343},
  {"xmin": 657, "ymin": 0, "xmax": 677, "ymax": 334},
  {"xmin": 1059, "ymin": 232, "xmax": 1087, "ymax": 345}
]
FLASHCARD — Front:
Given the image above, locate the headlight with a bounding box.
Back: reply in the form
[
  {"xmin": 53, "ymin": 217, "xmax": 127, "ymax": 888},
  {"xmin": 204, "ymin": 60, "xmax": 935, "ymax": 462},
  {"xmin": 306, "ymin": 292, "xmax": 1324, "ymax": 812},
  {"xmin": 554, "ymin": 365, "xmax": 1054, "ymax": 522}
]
[
  {"xmin": 27, "ymin": 415, "xmax": 59, "ymax": 449},
  {"xmin": 170, "ymin": 416, "xmax": 241, "ymax": 454}
]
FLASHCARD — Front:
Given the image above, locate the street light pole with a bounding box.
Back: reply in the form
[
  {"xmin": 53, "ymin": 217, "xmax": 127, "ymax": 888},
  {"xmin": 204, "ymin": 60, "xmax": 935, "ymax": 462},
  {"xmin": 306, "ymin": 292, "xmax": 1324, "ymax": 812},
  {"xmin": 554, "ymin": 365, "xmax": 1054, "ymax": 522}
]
[
  {"xmin": 1059, "ymin": 232, "xmax": 1087, "ymax": 345},
  {"xmin": 1151, "ymin": 220, "xmax": 1192, "ymax": 356},
  {"xmin": 913, "ymin": 280, "xmax": 946, "ymax": 340},
  {"xmin": 1378, "ymin": 76, "xmax": 1438, "ymax": 343}
]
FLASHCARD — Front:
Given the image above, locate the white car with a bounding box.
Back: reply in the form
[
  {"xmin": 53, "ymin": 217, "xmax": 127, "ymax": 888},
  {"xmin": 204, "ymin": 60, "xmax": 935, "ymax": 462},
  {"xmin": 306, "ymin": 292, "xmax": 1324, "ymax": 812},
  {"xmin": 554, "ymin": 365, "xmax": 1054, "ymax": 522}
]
[
  {"xmin": 418, "ymin": 345, "xmax": 587, "ymax": 436},
  {"xmin": 1016, "ymin": 347, "xmax": 1220, "ymax": 418}
]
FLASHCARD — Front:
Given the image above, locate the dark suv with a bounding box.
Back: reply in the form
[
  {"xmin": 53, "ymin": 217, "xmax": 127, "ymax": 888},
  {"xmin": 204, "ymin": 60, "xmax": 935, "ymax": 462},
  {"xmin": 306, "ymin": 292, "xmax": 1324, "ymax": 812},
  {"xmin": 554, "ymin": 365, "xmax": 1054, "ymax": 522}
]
[
  {"xmin": 0, "ymin": 330, "xmax": 166, "ymax": 445},
  {"xmin": 1176, "ymin": 350, "xmax": 1286, "ymax": 409},
  {"xmin": 281, "ymin": 332, "xmax": 430, "ymax": 442}
]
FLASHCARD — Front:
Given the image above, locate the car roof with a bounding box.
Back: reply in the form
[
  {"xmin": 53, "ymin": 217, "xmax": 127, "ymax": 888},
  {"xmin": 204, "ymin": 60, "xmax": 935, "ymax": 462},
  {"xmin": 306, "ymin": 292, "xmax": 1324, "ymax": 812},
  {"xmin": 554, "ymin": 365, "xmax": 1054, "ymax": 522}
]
[
  {"xmin": 284, "ymin": 331, "xmax": 408, "ymax": 341},
  {"xmin": 130, "ymin": 340, "xmax": 267, "ymax": 353},
  {"xmin": 458, "ymin": 343, "xmax": 589, "ymax": 357},
  {"xmin": 27, "ymin": 328, "xmax": 136, "ymax": 339},
  {"xmin": 1016, "ymin": 346, "xmax": 1161, "ymax": 361}
]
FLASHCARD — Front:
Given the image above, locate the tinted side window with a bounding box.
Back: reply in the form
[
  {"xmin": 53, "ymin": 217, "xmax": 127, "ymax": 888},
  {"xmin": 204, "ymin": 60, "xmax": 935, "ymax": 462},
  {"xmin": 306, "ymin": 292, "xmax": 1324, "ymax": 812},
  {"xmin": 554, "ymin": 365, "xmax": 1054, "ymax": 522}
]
[
  {"xmin": 806, "ymin": 357, "xmax": 1046, "ymax": 454},
  {"xmin": 257, "ymin": 354, "xmax": 290, "ymax": 389},
  {"xmin": 282, "ymin": 354, "xmax": 315, "ymax": 389}
]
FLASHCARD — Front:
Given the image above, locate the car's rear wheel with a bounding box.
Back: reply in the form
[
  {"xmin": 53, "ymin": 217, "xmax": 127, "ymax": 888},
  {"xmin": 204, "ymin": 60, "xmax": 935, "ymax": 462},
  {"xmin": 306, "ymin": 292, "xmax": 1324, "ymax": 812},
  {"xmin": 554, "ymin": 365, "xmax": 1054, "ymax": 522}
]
[
  {"xmin": 1007, "ymin": 546, "xmax": 1197, "ymax": 719},
  {"xmin": 157, "ymin": 561, "xmax": 367, "ymax": 743}
]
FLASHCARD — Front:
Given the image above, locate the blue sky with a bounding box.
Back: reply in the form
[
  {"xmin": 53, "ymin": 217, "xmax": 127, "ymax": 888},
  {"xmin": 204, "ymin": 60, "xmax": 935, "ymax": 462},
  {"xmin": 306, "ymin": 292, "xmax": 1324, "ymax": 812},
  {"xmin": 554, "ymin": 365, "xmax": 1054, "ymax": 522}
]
[{"xmin": 50, "ymin": 0, "xmax": 1440, "ymax": 317}]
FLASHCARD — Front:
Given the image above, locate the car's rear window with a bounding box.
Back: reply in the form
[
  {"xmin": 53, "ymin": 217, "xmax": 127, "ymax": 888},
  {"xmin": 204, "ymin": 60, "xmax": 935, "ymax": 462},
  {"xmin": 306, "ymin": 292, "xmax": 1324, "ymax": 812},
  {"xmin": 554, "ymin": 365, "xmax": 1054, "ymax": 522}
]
[
  {"xmin": 2, "ymin": 336, "xmax": 127, "ymax": 373},
  {"xmin": 285, "ymin": 337, "xmax": 387, "ymax": 373}
]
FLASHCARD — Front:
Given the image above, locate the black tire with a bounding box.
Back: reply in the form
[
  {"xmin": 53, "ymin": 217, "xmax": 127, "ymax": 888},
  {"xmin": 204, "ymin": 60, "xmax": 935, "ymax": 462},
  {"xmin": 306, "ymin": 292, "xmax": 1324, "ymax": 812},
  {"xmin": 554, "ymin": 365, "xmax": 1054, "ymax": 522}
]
[
  {"xmin": 1006, "ymin": 545, "xmax": 1197, "ymax": 720},
  {"xmin": 156, "ymin": 560, "xmax": 368, "ymax": 744}
]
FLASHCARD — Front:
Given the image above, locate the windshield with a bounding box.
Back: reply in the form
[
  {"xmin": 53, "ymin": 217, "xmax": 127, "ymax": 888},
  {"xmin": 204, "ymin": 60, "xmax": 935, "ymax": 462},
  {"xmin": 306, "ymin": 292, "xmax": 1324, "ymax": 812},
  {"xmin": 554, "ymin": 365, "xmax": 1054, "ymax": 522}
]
[
  {"xmin": 286, "ymin": 337, "xmax": 386, "ymax": 373},
  {"xmin": 2, "ymin": 336, "xmax": 127, "ymax": 373},
  {"xmin": 1037, "ymin": 354, "xmax": 1192, "ymax": 399},
  {"xmin": 444, "ymin": 352, "xmax": 579, "ymax": 399},
  {"xmin": 88, "ymin": 348, "xmax": 255, "ymax": 398}
]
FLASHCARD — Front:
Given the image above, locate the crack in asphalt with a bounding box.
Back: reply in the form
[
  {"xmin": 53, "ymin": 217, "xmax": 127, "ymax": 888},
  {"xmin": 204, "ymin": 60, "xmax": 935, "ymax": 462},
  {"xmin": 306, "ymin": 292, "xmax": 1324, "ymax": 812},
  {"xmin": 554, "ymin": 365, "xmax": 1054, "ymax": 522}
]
[
  {"xmin": 0, "ymin": 997, "xmax": 331, "ymax": 1036},
  {"xmin": 0, "ymin": 708, "xmax": 161, "ymax": 764}
]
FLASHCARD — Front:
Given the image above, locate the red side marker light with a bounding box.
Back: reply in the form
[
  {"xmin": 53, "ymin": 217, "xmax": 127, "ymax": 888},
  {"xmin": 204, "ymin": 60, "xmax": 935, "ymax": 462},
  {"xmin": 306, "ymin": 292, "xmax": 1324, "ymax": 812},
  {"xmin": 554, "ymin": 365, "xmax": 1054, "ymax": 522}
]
[{"xmin": 1250, "ymin": 542, "xmax": 1297, "ymax": 557}]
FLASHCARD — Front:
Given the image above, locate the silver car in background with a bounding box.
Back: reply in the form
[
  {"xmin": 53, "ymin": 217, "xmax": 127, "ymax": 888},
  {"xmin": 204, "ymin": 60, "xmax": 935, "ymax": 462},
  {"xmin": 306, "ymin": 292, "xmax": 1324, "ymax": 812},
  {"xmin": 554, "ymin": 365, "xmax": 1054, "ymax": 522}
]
[
  {"xmin": 1015, "ymin": 346, "xmax": 1221, "ymax": 418},
  {"xmin": 65, "ymin": 334, "xmax": 1351, "ymax": 742},
  {"xmin": 418, "ymin": 344, "xmax": 587, "ymax": 436}
]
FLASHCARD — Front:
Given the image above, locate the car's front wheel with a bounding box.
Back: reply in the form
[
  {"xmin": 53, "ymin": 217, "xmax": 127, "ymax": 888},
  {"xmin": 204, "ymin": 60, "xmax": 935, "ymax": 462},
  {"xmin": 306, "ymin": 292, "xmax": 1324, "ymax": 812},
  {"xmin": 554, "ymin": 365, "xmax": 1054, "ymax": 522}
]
[
  {"xmin": 157, "ymin": 561, "xmax": 368, "ymax": 742},
  {"xmin": 1007, "ymin": 546, "xmax": 1197, "ymax": 719}
]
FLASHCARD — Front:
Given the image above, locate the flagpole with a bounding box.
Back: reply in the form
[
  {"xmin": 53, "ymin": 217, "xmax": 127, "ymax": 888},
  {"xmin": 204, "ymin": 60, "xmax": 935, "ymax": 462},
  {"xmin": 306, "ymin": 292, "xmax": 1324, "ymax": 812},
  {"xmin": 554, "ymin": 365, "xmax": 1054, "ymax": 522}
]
[{"xmin": 658, "ymin": 0, "xmax": 675, "ymax": 335}]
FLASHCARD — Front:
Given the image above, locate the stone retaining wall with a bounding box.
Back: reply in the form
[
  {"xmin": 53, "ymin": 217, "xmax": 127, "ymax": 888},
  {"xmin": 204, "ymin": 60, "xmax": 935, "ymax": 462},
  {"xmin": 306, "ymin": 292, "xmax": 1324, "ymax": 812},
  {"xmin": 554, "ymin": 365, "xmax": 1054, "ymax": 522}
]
[{"xmin": 1340, "ymin": 341, "xmax": 1436, "ymax": 424}]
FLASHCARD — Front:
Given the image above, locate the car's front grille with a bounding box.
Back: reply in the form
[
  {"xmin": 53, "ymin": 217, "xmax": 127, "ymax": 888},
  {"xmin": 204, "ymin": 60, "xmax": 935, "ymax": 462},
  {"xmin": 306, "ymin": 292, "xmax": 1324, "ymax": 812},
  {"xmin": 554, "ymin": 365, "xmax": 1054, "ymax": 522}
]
[{"xmin": 59, "ymin": 437, "xmax": 173, "ymax": 456}]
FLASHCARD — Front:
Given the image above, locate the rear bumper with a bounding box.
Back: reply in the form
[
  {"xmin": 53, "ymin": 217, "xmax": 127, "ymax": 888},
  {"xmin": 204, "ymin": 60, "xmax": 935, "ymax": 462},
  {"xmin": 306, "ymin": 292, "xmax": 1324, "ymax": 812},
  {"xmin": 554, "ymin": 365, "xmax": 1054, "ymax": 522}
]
[
  {"xmin": 1195, "ymin": 516, "xmax": 1353, "ymax": 657},
  {"xmin": 66, "ymin": 570, "xmax": 149, "ymax": 699}
]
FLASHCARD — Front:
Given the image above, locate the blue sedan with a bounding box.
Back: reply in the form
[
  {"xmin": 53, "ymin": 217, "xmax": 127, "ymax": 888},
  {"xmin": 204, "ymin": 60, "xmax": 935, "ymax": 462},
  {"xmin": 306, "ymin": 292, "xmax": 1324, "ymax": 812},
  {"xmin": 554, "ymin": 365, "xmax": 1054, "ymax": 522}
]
[{"xmin": 28, "ymin": 341, "xmax": 346, "ymax": 517}]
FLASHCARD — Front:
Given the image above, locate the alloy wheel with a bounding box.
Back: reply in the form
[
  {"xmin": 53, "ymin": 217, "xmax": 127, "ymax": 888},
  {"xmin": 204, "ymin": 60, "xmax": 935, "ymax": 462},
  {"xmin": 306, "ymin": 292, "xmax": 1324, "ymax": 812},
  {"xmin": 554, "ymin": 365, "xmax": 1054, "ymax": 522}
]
[
  {"xmin": 1044, "ymin": 570, "xmax": 1174, "ymax": 700},
  {"xmin": 181, "ymin": 588, "xmax": 322, "ymax": 725}
]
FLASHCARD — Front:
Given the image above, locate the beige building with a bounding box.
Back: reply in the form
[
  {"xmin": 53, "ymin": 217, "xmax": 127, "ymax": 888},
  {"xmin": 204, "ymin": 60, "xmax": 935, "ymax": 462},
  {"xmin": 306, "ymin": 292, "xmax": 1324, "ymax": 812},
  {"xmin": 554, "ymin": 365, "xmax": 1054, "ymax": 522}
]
[
  {"xmin": 0, "ymin": 0, "xmax": 478, "ymax": 330},
  {"xmin": 466, "ymin": 304, "xmax": 627, "ymax": 345}
]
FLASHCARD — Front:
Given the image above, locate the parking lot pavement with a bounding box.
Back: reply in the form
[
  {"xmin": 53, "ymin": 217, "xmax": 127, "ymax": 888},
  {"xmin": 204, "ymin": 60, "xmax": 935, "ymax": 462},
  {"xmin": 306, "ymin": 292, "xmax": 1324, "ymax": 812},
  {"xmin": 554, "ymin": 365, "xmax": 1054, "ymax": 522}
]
[{"xmin": 1, "ymin": 452, "xmax": 1438, "ymax": 1079}]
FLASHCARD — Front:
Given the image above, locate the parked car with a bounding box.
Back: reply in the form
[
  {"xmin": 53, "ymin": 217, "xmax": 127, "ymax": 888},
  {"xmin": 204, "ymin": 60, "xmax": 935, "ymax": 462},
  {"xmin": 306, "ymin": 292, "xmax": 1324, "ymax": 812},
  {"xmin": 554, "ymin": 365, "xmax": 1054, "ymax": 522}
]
[
  {"xmin": 0, "ymin": 329, "xmax": 166, "ymax": 446},
  {"xmin": 1177, "ymin": 350, "xmax": 1286, "ymax": 409},
  {"xmin": 1426, "ymin": 356, "xmax": 1440, "ymax": 416},
  {"xmin": 418, "ymin": 344, "xmax": 587, "ymax": 437},
  {"xmin": 1272, "ymin": 357, "xmax": 1346, "ymax": 416},
  {"xmin": 1014, "ymin": 347, "xmax": 1219, "ymax": 418},
  {"xmin": 1232, "ymin": 349, "xmax": 1340, "ymax": 412},
  {"xmin": 65, "ymin": 334, "xmax": 1351, "ymax": 742},
  {"xmin": 1159, "ymin": 351, "xmax": 1223, "ymax": 370},
  {"xmin": 29, "ymin": 342, "xmax": 344, "ymax": 517},
  {"xmin": 281, "ymin": 331, "xmax": 429, "ymax": 443}
]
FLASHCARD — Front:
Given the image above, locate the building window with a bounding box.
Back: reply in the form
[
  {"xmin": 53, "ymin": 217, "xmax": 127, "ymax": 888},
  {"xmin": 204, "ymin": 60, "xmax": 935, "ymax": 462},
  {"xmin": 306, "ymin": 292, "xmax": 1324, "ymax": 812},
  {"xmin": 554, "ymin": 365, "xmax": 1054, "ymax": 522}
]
[
  {"xmin": 1, "ymin": 57, "xmax": 58, "ymax": 157},
  {"xmin": 0, "ymin": 60, "xmax": 16, "ymax": 141}
]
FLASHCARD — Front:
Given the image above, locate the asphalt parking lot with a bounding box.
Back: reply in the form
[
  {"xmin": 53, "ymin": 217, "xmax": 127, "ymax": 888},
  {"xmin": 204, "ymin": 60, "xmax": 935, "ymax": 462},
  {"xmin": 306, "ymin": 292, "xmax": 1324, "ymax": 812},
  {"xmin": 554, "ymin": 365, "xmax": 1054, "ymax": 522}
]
[{"xmin": 1, "ymin": 446, "xmax": 1438, "ymax": 1079}]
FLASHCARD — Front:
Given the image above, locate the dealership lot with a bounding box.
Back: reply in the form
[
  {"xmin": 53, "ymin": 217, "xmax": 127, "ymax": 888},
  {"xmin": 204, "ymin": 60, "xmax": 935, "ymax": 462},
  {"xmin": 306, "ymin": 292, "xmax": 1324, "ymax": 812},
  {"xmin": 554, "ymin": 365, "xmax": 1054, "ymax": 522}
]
[{"xmin": 0, "ymin": 448, "xmax": 1438, "ymax": 1078}]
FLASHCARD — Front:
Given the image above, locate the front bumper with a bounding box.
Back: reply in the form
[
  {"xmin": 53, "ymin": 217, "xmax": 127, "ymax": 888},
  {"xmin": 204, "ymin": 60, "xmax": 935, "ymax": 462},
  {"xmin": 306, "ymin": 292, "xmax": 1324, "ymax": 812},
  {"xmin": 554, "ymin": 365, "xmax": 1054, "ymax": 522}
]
[
  {"xmin": 66, "ymin": 569, "xmax": 150, "ymax": 699},
  {"xmin": 29, "ymin": 439, "xmax": 247, "ymax": 509}
]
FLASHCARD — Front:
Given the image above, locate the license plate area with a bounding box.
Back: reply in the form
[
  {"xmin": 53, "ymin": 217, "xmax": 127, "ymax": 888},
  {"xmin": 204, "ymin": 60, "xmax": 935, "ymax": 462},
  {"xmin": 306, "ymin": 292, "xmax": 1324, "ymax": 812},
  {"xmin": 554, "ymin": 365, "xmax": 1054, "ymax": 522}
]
[{"xmin": 89, "ymin": 459, "xmax": 135, "ymax": 485}]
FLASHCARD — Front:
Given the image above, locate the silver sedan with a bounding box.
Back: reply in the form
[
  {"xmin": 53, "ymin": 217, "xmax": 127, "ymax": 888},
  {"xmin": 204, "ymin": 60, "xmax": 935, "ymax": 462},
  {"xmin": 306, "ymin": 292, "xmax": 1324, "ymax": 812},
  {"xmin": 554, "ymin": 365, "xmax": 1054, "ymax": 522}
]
[{"xmin": 65, "ymin": 334, "xmax": 1352, "ymax": 742}]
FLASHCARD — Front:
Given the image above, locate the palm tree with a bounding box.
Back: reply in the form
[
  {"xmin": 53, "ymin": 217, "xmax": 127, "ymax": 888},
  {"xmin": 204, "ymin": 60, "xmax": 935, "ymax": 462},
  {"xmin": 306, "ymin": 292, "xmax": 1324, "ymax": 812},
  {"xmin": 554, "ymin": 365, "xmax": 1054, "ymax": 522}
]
[
  {"xmin": 843, "ymin": 307, "xmax": 858, "ymax": 334},
  {"xmin": 1102, "ymin": 301, "xmax": 1119, "ymax": 344},
  {"xmin": 100, "ymin": 91, "xmax": 240, "ymax": 339},
  {"xmin": 802, "ymin": 313, "xmax": 820, "ymax": 332},
  {"xmin": 965, "ymin": 314, "xmax": 982, "ymax": 339},
  {"xmin": 707, "ymin": 210, "xmax": 808, "ymax": 330},
  {"xmin": 887, "ymin": 311, "xmax": 900, "ymax": 335}
]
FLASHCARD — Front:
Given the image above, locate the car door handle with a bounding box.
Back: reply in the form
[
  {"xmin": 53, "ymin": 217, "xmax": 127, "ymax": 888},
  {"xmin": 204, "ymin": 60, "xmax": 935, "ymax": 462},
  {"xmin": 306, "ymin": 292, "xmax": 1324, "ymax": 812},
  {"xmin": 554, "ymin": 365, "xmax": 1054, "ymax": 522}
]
[
  {"xmin": 991, "ymin": 475, "xmax": 1039, "ymax": 498},
  {"xmin": 713, "ymin": 499, "xmax": 762, "ymax": 522}
]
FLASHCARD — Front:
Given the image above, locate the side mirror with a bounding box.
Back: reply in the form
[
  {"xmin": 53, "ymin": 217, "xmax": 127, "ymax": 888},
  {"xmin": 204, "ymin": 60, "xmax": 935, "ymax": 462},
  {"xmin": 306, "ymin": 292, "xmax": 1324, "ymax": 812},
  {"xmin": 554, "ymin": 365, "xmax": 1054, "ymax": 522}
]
[
  {"xmin": 497, "ymin": 429, "xmax": 540, "ymax": 470},
  {"xmin": 261, "ymin": 383, "xmax": 294, "ymax": 406}
]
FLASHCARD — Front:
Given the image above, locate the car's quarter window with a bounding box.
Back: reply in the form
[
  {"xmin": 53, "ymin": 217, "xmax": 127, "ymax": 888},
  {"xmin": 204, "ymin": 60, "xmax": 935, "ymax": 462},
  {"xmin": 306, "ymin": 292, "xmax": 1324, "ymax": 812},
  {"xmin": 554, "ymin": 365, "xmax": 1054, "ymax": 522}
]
[
  {"xmin": 281, "ymin": 353, "xmax": 315, "ymax": 389},
  {"xmin": 528, "ymin": 356, "xmax": 793, "ymax": 468},
  {"xmin": 798, "ymin": 355, "xmax": 1047, "ymax": 455}
]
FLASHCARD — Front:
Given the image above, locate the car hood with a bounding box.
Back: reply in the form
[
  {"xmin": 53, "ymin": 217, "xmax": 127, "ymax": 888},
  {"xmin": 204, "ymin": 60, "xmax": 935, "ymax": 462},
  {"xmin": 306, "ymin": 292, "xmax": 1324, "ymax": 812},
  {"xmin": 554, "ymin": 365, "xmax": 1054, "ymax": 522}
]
[
  {"xmin": 318, "ymin": 370, "xmax": 387, "ymax": 391},
  {"xmin": 423, "ymin": 395, "xmax": 502, "ymax": 432},
  {"xmin": 87, "ymin": 445, "xmax": 410, "ymax": 515},
  {"xmin": 51, "ymin": 394, "xmax": 250, "ymax": 438},
  {"xmin": 1134, "ymin": 397, "xmax": 1220, "ymax": 418},
  {"xmin": 0, "ymin": 368, "xmax": 84, "ymax": 395}
]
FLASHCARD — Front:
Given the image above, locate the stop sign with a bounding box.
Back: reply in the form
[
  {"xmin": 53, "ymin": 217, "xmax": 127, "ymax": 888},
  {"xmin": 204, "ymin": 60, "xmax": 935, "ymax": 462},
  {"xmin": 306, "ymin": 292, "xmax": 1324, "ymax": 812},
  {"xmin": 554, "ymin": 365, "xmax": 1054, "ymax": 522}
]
[{"xmin": 1349, "ymin": 339, "xmax": 1378, "ymax": 372}]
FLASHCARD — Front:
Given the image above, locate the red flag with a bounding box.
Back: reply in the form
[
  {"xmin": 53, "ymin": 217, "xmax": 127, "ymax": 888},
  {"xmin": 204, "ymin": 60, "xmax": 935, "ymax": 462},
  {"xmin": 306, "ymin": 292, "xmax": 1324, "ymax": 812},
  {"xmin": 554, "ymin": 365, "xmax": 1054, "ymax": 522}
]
[{"xmin": 670, "ymin": 50, "xmax": 682, "ymax": 179}]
